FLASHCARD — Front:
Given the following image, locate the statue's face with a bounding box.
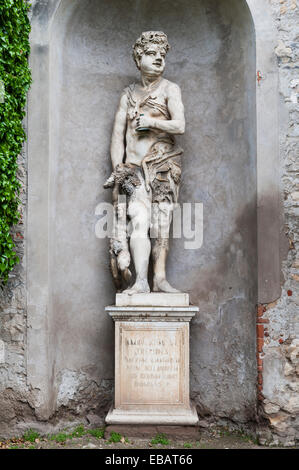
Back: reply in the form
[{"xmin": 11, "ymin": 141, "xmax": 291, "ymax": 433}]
[{"xmin": 139, "ymin": 43, "xmax": 166, "ymax": 76}]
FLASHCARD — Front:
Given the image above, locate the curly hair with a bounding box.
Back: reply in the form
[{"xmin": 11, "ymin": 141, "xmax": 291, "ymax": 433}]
[{"xmin": 132, "ymin": 31, "xmax": 170, "ymax": 69}]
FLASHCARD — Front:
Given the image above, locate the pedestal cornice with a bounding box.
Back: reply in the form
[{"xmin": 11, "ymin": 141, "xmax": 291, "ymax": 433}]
[{"xmin": 105, "ymin": 305, "xmax": 199, "ymax": 322}]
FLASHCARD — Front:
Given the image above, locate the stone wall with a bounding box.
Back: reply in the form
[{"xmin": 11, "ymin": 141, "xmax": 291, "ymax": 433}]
[
  {"xmin": 0, "ymin": 0, "xmax": 298, "ymax": 445},
  {"xmin": 256, "ymin": 0, "xmax": 299, "ymax": 447},
  {"xmin": 0, "ymin": 131, "xmax": 30, "ymax": 436}
]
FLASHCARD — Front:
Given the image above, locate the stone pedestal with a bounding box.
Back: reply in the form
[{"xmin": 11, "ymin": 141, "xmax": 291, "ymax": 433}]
[{"xmin": 105, "ymin": 294, "xmax": 199, "ymax": 426}]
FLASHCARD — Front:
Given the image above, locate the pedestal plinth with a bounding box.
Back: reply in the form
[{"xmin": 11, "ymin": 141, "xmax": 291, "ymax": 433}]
[{"xmin": 105, "ymin": 293, "xmax": 199, "ymax": 426}]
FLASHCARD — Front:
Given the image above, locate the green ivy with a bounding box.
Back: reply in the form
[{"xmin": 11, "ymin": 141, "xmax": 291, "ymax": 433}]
[{"xmin": 0, "ymin": 0, "xmax": 31, "ymax": 283}]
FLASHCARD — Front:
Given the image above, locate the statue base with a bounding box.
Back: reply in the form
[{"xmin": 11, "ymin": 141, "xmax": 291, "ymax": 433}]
[
  {"xmin": 105, "ymin": 404, "xmax": 198, "ymax": 426},
  {"xmin": 105, "ymin": 295, "xmax": 199, "ymax": 427}
]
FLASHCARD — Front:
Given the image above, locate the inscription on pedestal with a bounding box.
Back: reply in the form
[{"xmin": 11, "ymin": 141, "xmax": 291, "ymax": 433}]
[{"xmin": 116, "ymin": 322, "xmax": 188, "ymax": 408}]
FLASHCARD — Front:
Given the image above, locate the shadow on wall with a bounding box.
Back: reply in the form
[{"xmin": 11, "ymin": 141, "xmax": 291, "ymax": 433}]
[{"xmin": 189, "ymin": 198, "xmax": 257, "ymax": 423}]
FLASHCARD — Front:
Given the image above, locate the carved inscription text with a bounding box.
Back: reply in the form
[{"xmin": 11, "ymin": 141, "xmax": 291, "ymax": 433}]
[{"xmin": 120, "ymin": 326, "xmax": 183, "ymax": 405}]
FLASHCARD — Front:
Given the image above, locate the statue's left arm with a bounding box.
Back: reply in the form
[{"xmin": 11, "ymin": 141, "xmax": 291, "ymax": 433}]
[{"xmin": 139, "ymin": 82, "xmax": 185, "ymax": 135}]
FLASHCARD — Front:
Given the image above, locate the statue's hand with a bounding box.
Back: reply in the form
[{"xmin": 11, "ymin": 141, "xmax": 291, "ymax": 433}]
[
  {"xmin": 104, "ymin": 162, "xmax": 125, "ymax": 188},
  {"xmin": 136, "ymin": 114, "xmax": 156, "ymax": 130},
  {"xmin": 103, "ymin": 172, "xmax": 115, "ymax": 188}
]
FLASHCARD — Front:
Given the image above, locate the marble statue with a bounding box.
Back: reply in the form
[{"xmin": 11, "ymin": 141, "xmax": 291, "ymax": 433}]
[{"xmin": 104, "ymin": 31, "xmax": 185, "ymax": 294}]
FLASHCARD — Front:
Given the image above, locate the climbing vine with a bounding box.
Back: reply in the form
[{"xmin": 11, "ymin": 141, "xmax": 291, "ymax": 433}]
[{"xmin": 0, "ymin": 0, "xmax": 31, "ymax": 283}]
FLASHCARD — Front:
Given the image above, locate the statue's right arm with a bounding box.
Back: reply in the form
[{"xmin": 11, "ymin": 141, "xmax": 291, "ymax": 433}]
[{"xmin": 110, "ymin": 92, "xmax": 128, "ymax": 170}]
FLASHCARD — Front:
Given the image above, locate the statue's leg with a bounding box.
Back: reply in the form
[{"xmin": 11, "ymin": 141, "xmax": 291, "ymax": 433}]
[
  {"xmin": 123, "ymin": 184, "xmax": 151, "ymax": 295},
  {"xmin": 152, "ymin": 201, "xmax": 181, "ymax": 293}
]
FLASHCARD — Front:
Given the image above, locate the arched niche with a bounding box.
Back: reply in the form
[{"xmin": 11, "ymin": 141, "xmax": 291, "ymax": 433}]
[{"xmin": 27, "ymin": 0, "xmax": 281, "ymax": 421}]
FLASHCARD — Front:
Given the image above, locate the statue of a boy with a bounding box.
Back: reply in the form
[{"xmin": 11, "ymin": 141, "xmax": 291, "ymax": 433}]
[{"xmin": 104, "ymin": 31, "xmax": 185, "ymax": 294}]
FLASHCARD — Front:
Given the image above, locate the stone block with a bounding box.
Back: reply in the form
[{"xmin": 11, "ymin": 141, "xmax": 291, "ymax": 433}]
[
  {"xmin": 105, "ymin": 303, "xmax": 198, "ymax": 426},
  {"xmin": 116, "ymin": 293, "xmax": 189, "ymax": 307}
]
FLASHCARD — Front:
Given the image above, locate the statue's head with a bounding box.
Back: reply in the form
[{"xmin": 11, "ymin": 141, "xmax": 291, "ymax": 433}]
[{"xmin": 132, "ymin": 31, "xmax": 170, "ymax": 76}]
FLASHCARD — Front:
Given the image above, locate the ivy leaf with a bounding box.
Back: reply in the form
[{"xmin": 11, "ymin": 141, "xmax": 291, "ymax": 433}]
[{"xmin": 0, "ymin": 0, "xmax": 31, "ymax": 284}]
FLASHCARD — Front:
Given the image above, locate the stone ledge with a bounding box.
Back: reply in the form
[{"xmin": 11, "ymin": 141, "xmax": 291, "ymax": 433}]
[
  {"xmin": 105, "ymin": 404, "xmax": 198, "ymax": 426},
  {"xmin": 105, "ymin": 305, "xmax": 199, "ymax": 322}
]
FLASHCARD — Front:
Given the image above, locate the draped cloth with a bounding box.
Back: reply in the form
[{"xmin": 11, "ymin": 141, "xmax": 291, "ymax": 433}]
[{"xmin": 124, "ymin": 83, "xmax": 183, "ymax": 204}]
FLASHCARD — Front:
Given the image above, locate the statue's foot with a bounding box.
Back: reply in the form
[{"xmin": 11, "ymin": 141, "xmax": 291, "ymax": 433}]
[
  {"xmin": 123, "ymin": 279, "xmax": 150, "ymax": 295},
  {"xmin": 153, "ymin": 277, "xmax": 181, "ymax": 293}
]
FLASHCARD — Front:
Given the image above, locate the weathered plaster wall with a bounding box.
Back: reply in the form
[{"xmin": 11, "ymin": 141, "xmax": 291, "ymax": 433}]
[
  {"xmin": 47, "ymin": 0, "xmax": 257, "ymax": 425},
  {"xmin": 0, "ymin": 0, "xmax": 298, "ymax": 445},
  {"xmin": 0, "ymin": 141, "xmax": 34, "ymax": 436},
  {"xmin": 255, "ymin": 0, "xmax": 299, "ymax": 447}
]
